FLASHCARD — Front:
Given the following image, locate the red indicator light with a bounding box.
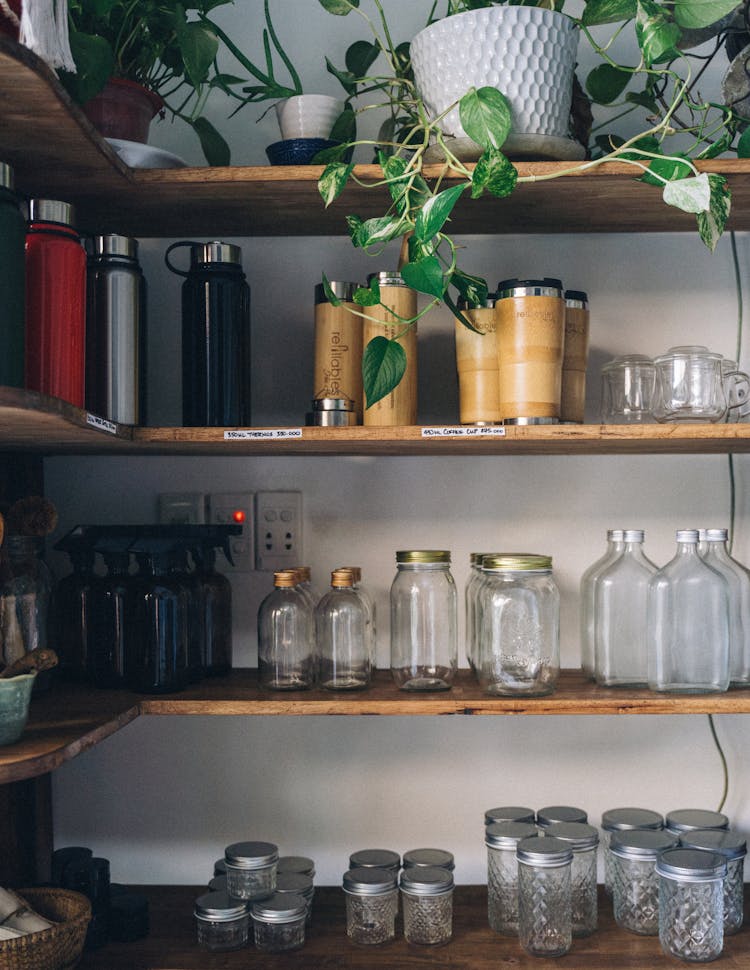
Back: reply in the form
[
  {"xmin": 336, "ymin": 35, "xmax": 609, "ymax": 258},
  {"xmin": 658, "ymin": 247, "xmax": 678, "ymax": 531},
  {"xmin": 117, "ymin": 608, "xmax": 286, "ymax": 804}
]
[{"xmin": 232, "ymin": 509, "xmax": 246, "ymax": 524}]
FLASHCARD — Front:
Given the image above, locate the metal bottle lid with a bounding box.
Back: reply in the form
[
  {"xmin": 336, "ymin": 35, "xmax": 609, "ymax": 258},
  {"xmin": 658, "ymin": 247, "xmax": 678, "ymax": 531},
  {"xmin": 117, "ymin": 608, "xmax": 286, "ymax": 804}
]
[
  {"xmin": 610, "ymin": 829, "xmax": 679, "ymax": 860},
  {"xmin": 224, "ymin": 841, "xmax": 279, "ymax": 869},
  {"xmin": 623, "ymin": 530, "xmax": 645, "ymax": 542},
  {"xmin": 194, "ymin": 891, "xmax": 249, "ymax": 922},
  {"xmin": 29, "ymin": 199, "xmax": 76, "ymax": 228},
  {"xmin": 537, "ymin": 805, "xmax": 588, "ymax": 827},
  {"xmin": 601, "ymin": 807, "xmax": 664, "ymax": 832},
  {"xmin": 497, "ymin": 278, "xmax": 563, "ymax": 299},
  {"xmin": 675, "ymin": 530, "xmax": 700, "ymax": 544},
  {"xmin": 191, "ymin": 240, "xmax": 242, "ymax": 266},
  {"xmin": 457, "ymin": 294, "xmax": 497, "ymax": 310},
  {"xmin": 396, "ymin": 550, "xmax": 451, "ymax": 564},
  {"xmin": 399, "ymin": 865, "xmax": 454, "ymax": 895},
  {"xmin": 277, "ymin": 856, "xmax": 316, "ymax": 877},
  {"xmin": 516, "ymin": 835, "xmax": 573, "ymax": 867},
  {"xmin": 699, "ymin": 529, "xmax": 729, "ymax": 542},
  {"xmin": 545, "ymin": 822, "xmax": 599, "ymax": 850},
  {"xmin": 251, "ymin": 893, "xmax": 307, "ymax": 923},
  {"xmin": 367, "ymin": 270, "xmax": 408, "ymax": 288},
  {"xmin": 485, "ymin": 821, "xmax": 539, "ymax": 848},
  {"xmin": 471, "ymin": 553, "xmax": 495, "ymax": 567},
  {"xmin": 331, "ymin": 568, "xmax": 355, "ymax": 588},
  {"xmin": 348, "ymin": 848, "xmax": 401, "ymax": 871},
  {"xmin": 273, "ymin": 570, "xmax": 298, "ymax": 589},
  {"xmin": 678, "ymin": 829, "xmax": 747, "ymax": 860},
  {"xmin": 655, "ymin": 848, "xmax": 727, "ymax": 882},
  {"xmin": 564, "ymin": 289, "xmax": 588, "ymax": 307},
  {"xmin": 315, "ymin": 281, "xmax": 363, "ymax": 303},
  {"xmin": 0, "ymin": 161, "xmax": 14, "ymax": 190},
  {"xmin": 343, "ymin": 867, "xmax": 398, "ymax": 895},
  {"xmin": 275, "ymin": 873, "xmax": 314, "ymax": 898},
  {"xmin": 90, "ymin": 234, "xmax": 138, "ymax": 260},
  {"xmin": 606, "ymin": 530, "xmax": 626, "ymax": 541},
  {"xmin": 483, "ymin": 554, "xmax": 552, "ymax": 572},
  {"xmin": 485, "ymin": 806, "xmax": 536, "ymax": 826},
  {"xmin": 403, "ymin": 848, "xmax": 455, "ymax": 871},
  {"xmin": 665, "ymin": 809, "xmax": 730, "ymax": 833}
]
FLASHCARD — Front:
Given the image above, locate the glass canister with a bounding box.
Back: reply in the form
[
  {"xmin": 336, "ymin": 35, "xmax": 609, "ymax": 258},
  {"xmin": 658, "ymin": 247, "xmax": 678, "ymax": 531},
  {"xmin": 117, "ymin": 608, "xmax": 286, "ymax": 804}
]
[
  {"xmin": 277, "ymin": 856, "xmax": 316, "ymax": 878},
  {"xmin": 485, "ymin": 821, "xmax": 539, "ymax": 934},
  {"xmin": 275, "ymin": 872, "xmax": 314, "ymax": 924},
  {"xmin": 455, "ymin": 294, "xmax": 501, "ymax": 425},
  {"xmin": 545, "ymin": 822, "xmax": 599, "ymax": 937},
  {"xmin": 653, "ymin": 346, "xmax": 727, "ymax": 423},
  {"xmin": 580, "ymin": 530, "xmax": 625, "ymax": 679},
  {"xmin": 0, "ymin": 161, "xmax": 25, "ymax": 388},
  {"xmin": 666, "ymin": 809, "xmax": 730, "ymax": 836},
  {"xmin": 656, "ymin": 848, "xmax": 726, "ymax": 962},
  {"xmin": 403, "ymin": 849, "xmax": 455, "ymax": 871},
  {"xmin": 348, "ymin": 849, "xmax": 401, "ymax": 874},
  {"xmin": 477, "ymin": 554, "xmax": 559, "ymax": 696},
  {"xmin": 610, "ymin": 829, "xmax": 678, "ymax": 935},
  {"xmin": 363, "ymin": 271, "xmax": 417, "ymax": 426},
  {"xmin": 257, "ymin": 570, "xmax": 314, "ymax": 690},
  {"xmin": 194, "ymin": 891, "xmax": 250, "ymax": 952},
  {"xmin": 0, "ymin": 535, "xmax": 52, "ymax": 670},
  {"xmin": 485, "ymin": 806, "xmax": 536, "ymax": 827},
  {"xmin": 313, "ymin": 281, "xmax": 364, "ymax": 421},
  {"xmin": 537, "ymin": 805, "xmax": 588, "ymax": 828},
  {"xmin": 465, "ymin": 552, "xmax": 494, "ymax": 674},
  {"xmin": 560, "ymin": 289, "xmax": 590, "ymax": 423},
  {"xmin": 600, "ymin": 354, "xmax": 656, "ymax": 423},
  {"xmin": 251, "ymin": 893, "xmax": 307, "ymax": 953},
  {"xmin": 224, "ymin": 841, "xmax": 279, "ymax": 901},
  {"xmin": 390, "ymin": 550, "xmax": 457, "ymax": 691},
  {"xmin": 601, "ymin": 807, "xmax": 664, "ymax": 895},
  {"xmin": 342, "ymin": 867, "xmax": 399, "ymax": 945},
  {"xmin": 678, "ymin": 829, "xmax": 746, "ymax": 936},
  {"xmin": 516, "ymin": 835, "xmax": 573, "ymax": 957},
  {"xmin": 399, "ymin": 866, "xmax": 454, "ymax": 945},
  {"xmin": 315, "ymin": 568, "xmax": 370, "ymax": 690},
  {"xmin": 699, "ymin": 529, "xmax": 750, "ymax": 685}
]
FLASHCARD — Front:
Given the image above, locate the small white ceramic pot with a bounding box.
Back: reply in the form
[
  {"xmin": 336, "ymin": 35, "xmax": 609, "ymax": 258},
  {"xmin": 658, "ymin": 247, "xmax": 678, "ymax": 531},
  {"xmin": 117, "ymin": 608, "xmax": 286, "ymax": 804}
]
[{"xmin": 275, "ymin": 95, "xmax": 344, "ymax": 140}]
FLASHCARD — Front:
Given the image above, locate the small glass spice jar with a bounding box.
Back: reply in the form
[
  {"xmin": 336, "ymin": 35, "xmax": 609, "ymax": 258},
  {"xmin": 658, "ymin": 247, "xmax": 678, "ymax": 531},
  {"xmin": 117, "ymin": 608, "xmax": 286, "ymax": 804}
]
[
  {"xmin": 610, "ymin": 829, "xmax": 679, "ymax": 935},
  {"xmin": 349, "ymin": 849, "xmax": 401, "ymax": 874},
  {"xmin": 601, "ymin": 807, "xmax": 664, "ymax": 895},
  {"xmin": 546, "ymin": 822, "xmax": 599, "ymax": 937},
  {"xmin": 343, "ymin": 867, "xmax": 399, "ymax": 945},
  {"xmin": 251, "ymin": 893, "xmax": 307, "ymax": 953},
  {"xmin": 403, "ymin": 848, "xmax": 455, "ymax": 872},
  {"xmin": 399, "ymin": 866, "xmax": 454, "ymax": 945},
  {"xmin": 665, "ymin": 809, "xmax": 730, "ymax": 836},
  {"xmin": 516, "ymin": 835, "xmax": 573, "ymax": 957},
  {"xmin": 656, "ymin": 848, "xmax": 727, "ymax": 963},
  {"xmin": 275, "ymin": 872, "xmax": 315, "ymax": 925},
  {"xmin": 213, "ymin": 858, "xmax": 228, "ymax": 877},
  {"xmin": 194, "ymin": 891, "xmax": 250, "ymax": 952},
  {"xmin": 678, "ymin": 829, "xmax": 746, "ymax": 936},
  {"xmin": 537, "ymin": 805, "xmax": 588, "ymax": 829},
  {"xmin": 224, "ymin": 841, "xmax": 278, "ymax": 901},
  {"xmin": 485, "ymin": 821, "xmax": 539, "ymax": 935},
  {"xmin": 484, "ymin": 805, "xmax": 536, "ymax": 827}
]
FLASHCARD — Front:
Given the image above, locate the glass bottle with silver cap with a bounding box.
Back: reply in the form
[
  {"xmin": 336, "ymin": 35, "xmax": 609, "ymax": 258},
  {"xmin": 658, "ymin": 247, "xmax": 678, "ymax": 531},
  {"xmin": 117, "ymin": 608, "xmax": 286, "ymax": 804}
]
[
  {"xmin": 342, "ymin": 867, "xmax": 399, "ymax": 945},
  {"xmin": 580, "ymin": 531, "xmax": 626, "ymax": 679},
  {"xmin": 656, "ymin": 848, "xmax": 727, "ymax": 962},
  {"xmin": 485, "ymin": 821, "xmax": 539, "ymax": 935},
  {"xmin": 399, "ymin": 865, "xmax": 454, "ymax": 945},
  {"xmin": 516, "ymin": 835, "xmax": 573, "ymax": 957},
  {"xmin": 698, "ymin": 528, "xmax": 750, "ymax": 685}
]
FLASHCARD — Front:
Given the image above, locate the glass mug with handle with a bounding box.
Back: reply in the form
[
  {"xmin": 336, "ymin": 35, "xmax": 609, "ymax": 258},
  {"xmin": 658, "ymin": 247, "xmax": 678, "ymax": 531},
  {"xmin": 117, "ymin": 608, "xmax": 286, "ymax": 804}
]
[
  {"xmin": 652, "ymin": 346, "xmax": 730, "ymax": 423},
  {"xmin": 721, "ymin": 358, "xmax": 750, "ymax": 423}
]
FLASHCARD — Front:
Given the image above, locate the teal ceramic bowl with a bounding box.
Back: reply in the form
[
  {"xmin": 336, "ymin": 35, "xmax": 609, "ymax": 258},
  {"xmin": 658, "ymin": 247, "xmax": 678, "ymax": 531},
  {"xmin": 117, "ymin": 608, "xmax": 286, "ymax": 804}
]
[{"xmin": 0, "ymin": 672, "xmax": 36, "ymax": 745}]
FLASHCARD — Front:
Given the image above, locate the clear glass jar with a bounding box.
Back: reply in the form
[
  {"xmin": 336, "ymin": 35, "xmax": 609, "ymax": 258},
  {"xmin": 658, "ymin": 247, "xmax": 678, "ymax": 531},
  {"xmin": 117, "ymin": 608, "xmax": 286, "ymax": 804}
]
[
  {"xmin": 224, "ymin": 841, "xmax": 279, "ymax": 900},
  {"xmin": 516, "ymin": 835, "xmax": 573, "ymax": 957},
  {"xmin": 648, "ymin": 530, "xmax": 730, "ymax": 693},
  {"xmin": 465, "ymin": 553, "xmax": 491, "ymax": 673},
  {"xmin": 580, "ymin": 530, "xmax": 625, "ymax": 679},
  {"xmin": 403, "ymin": 848, "xmax": 454, "ymax": 871},
  {"xmin": 251, "ymin": 893, "xmax": 307, "ymax": 953},
  {"xmin": 656, "ymin": 848, "xmax": 726, "ymax": 962},
  {"xmin": 477, "ymin": 554, "xmax": 559, "ymax": 696},
  {"xmin": 1, "ymin": 535, "xmax": 52, "ymax": 670},
  {"xmin": 484, "ymin": 805, "xmax": 536, "ymax": 827},
  {"xmin": 194, "ymin": 891, "xmax": 250, "ymax": 951},
  {"xmin": 315, "ymin": 569, "xmax": 370, "ymax": 690},
  {"xmin": 485, "ymin": 821, "xmax": 539, "ymax": 934},
  {"xmin": 390, "ymin": 551, "xmax": 457, "ymax": 691},
  {"xmin": 698, "ymin": 529, "xmax": 750, "ymax": 685},
  {"xmin": 275, "ymin": 872, "xmax": 314, "ymax": 924},
  {"xmin": 595, "ymin": 530, "xmax": 657, "ymax": 687},
  {"xmin": 349, "ymin": 849, "xmax": 401, "ymax": 873},
  {"xmin": 537, "ymin": 805, "xmax": 588, "ymax": 829},
  {"xmin": 601, "ymin": 807, "xmax": 664, "ymax": 895},
  {"xmin": 665, "ymin": 809, "xmax": 729, "ymax": 837},
  {"xmin": 343, "ymin": 867, "xmax": 399, "ymax": 945},
  {"xmin": 257, "ymin": 570, "xmax": 314, "ymax": 690},
  {"xmin": 678, "ymin": 830, "xmax": 746, "ymax": 936},
  {"xmin": 611, "ymin": 829, "xmax": 679, "ymax": 935},
  {"xmin": 545, "ymin": 822, "xmax": 599, "ymax": 937},
  {"xmin": 400, "ymin": 866, "xmax": 454, "ymax": 945}
]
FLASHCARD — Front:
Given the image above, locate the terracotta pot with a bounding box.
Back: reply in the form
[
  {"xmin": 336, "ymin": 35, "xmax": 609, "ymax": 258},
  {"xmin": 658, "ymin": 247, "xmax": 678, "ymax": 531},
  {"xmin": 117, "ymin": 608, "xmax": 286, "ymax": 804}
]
[
  {"xmin": 0, "ymin": 0, "xmax": 21, "ymax": 39},
  {"xmin": 82, "ymin": 78, "xmax": 164, "ymax": 143}
]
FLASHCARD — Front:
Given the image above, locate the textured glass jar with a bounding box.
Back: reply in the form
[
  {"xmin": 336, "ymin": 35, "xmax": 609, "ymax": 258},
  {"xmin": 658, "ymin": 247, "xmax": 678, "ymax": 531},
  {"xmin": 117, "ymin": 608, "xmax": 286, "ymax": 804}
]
[
  {"xmin": 665, "ymin": 809, "xmax": 729, "ymax": 837},
  {"xmin": 400, "ymin": 866, "xmax": 454, "ymax": 945},
  {"xmin": 349, "ymin": 849, "xmax": 401, "ymax": 873},
  {"xmin": 485, "ymin": 805, "xmax": 536, "ymax": 827},
  {"xmin": 610, "ymin": 829, "xmax": 678, "ymax": 935},
  {"xmin": 390, "ymin": 551, "xmax": 457, "ymax": 691},
  {"xmin": 601, "ymin": 807, "xmax": 664, "ymax": 895},
  {"xmin": 277, "ymin": 856, "xmax": 316, "ymax": 878},
  {"xmin": 580, "ymin": 530, "xmax": 625, "ymax": 678},
  {"xmin": 194, "ymin": 891, "xmax": 250, "ymax": 951},
  {"xmin": 477, "ymin": 554, "xmax": 559, "ymax": 695},
  {"xmin": 257, "ymin": 570, "xmax": 314, "ymax": 690},
  {"xmin": 699, "ymin": 529, "xmax": 750, "ymax": 685},
  {"xmin": 403, "ymin": 848, "xmax": 455, "ymax": 872},
  {"xmin": 315, "ymin": 569, "xmax": 370, "ymax": 690},
  {"xmin": 678, "ymin": 830, "xmax": 746, "ymax": 936},
  {"xmin": 516, "ymin": 835, "xmax": 573, "ymax": 957},
  {"xmin": 275, "ymin": 872, "xmax": 314, "ymax": 924},
  {"xmin": 224, "ymin": 841, "xmax": 279, "ymax": 900},
  {"xmin": 648, "ymin": 530, "xmax": 730, "ymax": 693},
  {"xmin": 251, "ymin": 893, "xmax": 307, "ymax": 953},
  {"xmin": 656, "ymin": 848, "xmax": 726, "ymax": 963},
  {"xmin": 545, "ymin": 822, "xmax": 599, "ymax": 937},
  {"xmin": 343, "ymin": 867, "xmax": 399, "ymax": 945},
  {"xmin": 485, "ymin": 821, "xmax": 539, "ymax": 934},
  {"xmin": 537, "ymin": 805, "xmax": 588, "ymax": 829}
]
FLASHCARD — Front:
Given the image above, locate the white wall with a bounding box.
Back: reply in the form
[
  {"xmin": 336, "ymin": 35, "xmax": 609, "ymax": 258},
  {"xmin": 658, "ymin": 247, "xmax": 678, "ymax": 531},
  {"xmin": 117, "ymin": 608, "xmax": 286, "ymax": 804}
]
[{"xmin": 44, "ymin": 0, "xmax": 750, "ymax": 888}]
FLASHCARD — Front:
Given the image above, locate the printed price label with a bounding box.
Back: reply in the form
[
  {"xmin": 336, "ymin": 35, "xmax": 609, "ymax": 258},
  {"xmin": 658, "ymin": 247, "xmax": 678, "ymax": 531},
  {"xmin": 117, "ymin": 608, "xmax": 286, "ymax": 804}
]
[
  {"xmin": 224, "ymin": 428, "xmax": 304, "ymax": 441},
  {"xmin": 421, "ymin": 426, "xmax": 507, "ymax": 438},
  {"xmin": 86, "ymin": 412, "xmax": 119, "ymax": 436}
]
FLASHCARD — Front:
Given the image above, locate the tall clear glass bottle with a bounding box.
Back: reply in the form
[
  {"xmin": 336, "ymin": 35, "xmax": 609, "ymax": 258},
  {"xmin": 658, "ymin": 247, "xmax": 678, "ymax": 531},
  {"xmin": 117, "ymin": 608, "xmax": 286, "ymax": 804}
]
[
  {"xmin": 595, "ymin": 530, "xmax": 657, "ymax": 687},
  {"xmin": 258, "ymin": 570, "xmax": 314, "ymax": 690},
  {"xmin": 340, "ymin": 566, "xmax": 376, "ymax": 670},
  {"xmin": 698, "ymin": 529, "xmax": 750, "ymax": 685},
  {"xmin": 580, "ymin": 530, "xmax": 625, "ymax": 679},
  {"xmin": 648, "ymin": 530, "xmax": 730, "ymax": 693},
  {"xmin": 315, "ymin": 568, "xmax": 370, "ymax": 690}
]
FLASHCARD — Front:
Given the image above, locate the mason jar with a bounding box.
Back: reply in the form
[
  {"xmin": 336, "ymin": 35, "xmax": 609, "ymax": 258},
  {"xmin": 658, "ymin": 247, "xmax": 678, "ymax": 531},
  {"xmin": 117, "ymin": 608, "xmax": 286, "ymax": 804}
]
[
  {"xmin": 485, "ymin": 821, "xmax": 539, "ymax": 934},
  {"xmin": 194, "ymin": 891, "xmax": 250, "ymax": 951},
  {"xmin": 277, "ymin": 856, "xmax": 316, "ymax": 879},
  {"xmin": 224, "ymin": 841, "xmax": 279, "ymax": 901},
  {"xmin": 275, "ymin": 872, "xmax": 315, "ymax": 924},
  {"xmin": 656, "ymin": 848, "xmax": 726, "ymax": 962},
  {"xmin": 485, "ymin": 805, "xmax": 536, "ymax": 827},
  {"xmin": 537, "ymin": 805, "xmax": 588, "ymax": 829},
  {"xmin": 343, "ymin": 867, "xmax": 399, "ymax": 945},
  {"xmin": 678, "ymin": 829, "xmax": 746, "ymax": 935},
  {"xmin": 516, "ymin": 835, "xmax": 573, "ymax": 957},
  {"xmin": 477, "ymin": 554, "xmax": 559, "ymax": 696},
  {"xmin": 601, "ymin": 807, "xmax": 664, "ymax": 895},
  {"xmin": 251, "ymin": 893, "xmax": 307, "ymax": 953},
  {"xmin": 348, "ymin": 849, "xmax": 401, "ymax": 874},
  {"xmin": 403, "ymin": 848, "xmax": 454, "ymax": 872},
  {"xmin": 390, "ymin": 551, "xmax": 457, "ymax": 691},
  {"xmin": 610, "ymin": 829, "xmax": 679, "ymax": 935},
  {"xmin": 545, "ymin": 822, "xmax": 599, "ymax": 936},
  {"xmin": 665, "ymin": 808, "xmax": 730, "ymax": 836},
  {"xmin": 399, "ymin": 866, "xmax": 454, "ymax": 945}
]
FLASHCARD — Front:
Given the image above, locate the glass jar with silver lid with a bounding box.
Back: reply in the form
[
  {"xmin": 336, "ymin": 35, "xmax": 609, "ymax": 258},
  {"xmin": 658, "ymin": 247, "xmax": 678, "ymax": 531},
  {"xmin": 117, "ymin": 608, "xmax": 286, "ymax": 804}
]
[
  {"xmin": 277, "ymin": 855, "xmax": 315, "ymax": 878},
  {"xmin": 537, "ymin": 805, "xmax": 588, "ymax": 828},
  {"xmin": 251, "ymin": 893, "xmax": 307, "ymax": 953},
  {"xmin": 275, "ymin": 872, "xmax": 315, "ymax": 924},
  {"xmin": 402, "ymin": 848, "xmax": 455, "ymax": 871},
  {"xmin": 678, "ymin": 829, "xmax": 746, "ymax": 935},
  {"xmin": 348, "ymin": 848, "xmax": 401, "ymax": 873},
  {"xmin": 545, "ymin": 822, "xmax": 599, "ymax": 937},
  {"xmin": 665, "ymin": 808, "xmax": 729, "ymax": 836},
  {"xmin": 399, "ymin": 866, "xmax": 454, "ymax": 945},
  {"xmin": 601, "ymin": 807, "xmax": 664, "ymax": 895},
  {"xmin": 343, "ymin": 867, "xmax": 399, "ymax": 945},
  {"xmin": 516, "ymin": 835, "xmax": 573, "ymax": 957},
  {"xmin": 656, "ymin": 848, "xmax": 727, "ymax": 963},
  {"xmin": 484, "ymin": 805, "xmax": 536, "ymax": 827},
  {"xmin": 610, "ymin": 829, "xmax": 678, "ymax": 935},
  {"xmin": 194, "ymin": 891, "xmax": 250, "ymax": 951},
  {"xmin": 224, "ymin": 841, "xmax": 279, "ymax": 900},
  {"xmin": 485, "ymin": 821, "xmax": 539, "ymax": 935}
]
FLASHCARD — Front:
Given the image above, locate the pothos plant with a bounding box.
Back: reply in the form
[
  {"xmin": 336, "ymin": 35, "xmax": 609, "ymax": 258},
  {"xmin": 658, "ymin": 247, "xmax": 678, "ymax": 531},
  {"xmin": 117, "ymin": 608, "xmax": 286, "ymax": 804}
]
[{"xmin": 314, "ymin": 0, "xmax": 743, "ymax": 408}]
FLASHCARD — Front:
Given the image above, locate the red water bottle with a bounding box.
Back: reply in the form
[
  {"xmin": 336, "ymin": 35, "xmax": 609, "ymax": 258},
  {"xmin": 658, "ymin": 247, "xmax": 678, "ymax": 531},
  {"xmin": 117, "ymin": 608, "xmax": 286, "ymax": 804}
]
[{"xmin": 25, "ymin": 199, "xmax": 86, "ymax": 407}]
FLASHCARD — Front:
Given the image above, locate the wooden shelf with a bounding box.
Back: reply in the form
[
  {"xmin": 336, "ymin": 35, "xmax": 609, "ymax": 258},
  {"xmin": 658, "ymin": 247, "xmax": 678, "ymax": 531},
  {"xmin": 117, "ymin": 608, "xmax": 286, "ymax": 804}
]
[
  {"xmin": 3, "ymin": 37, "xmax": 750, "ymax": 237},
  {"xmin": 75, "ymin": 885, "xmax": 750, "ymax": 969}
]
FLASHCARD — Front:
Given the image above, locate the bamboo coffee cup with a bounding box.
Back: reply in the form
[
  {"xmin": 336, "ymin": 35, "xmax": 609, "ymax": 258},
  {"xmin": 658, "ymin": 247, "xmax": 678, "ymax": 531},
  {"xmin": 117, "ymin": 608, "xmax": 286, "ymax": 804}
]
[
  {"xmin": 455, "ymin": 296, "xmax": 501, "ymax": 425},
  {"xmin": 560, "ymin": 290, "xmax": 590, "ymax": 423},
  {"xmin": 363, "ymin": 272, "xmax": 417, "ymax": 426},
  {"xmin": 495, "ymin": 278, "xmax": 566, "ymax": 423},
  {"xmin": 313, "ymin": 281, "xmax": 365, "ymax": 422}
]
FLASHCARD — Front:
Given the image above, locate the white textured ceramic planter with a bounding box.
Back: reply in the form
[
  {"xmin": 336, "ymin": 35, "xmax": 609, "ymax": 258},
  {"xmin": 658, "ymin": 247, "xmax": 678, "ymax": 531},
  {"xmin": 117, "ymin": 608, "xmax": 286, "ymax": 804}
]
[
  {"xmin": 275, "ymin": 95, "xmax": 343, "ymax": 140},
  {"xmin": 410, "ymin": 7, "xmax": 580, "ymax": 159}
]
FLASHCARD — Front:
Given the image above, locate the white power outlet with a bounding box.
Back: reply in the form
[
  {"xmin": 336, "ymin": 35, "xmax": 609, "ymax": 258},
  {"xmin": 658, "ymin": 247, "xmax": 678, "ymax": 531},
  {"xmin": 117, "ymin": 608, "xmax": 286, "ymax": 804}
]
[
  {"xmin": 208, "ymin": 492, "xmax": 255, "ymax": 572},
  {"xmin": 255, "ymin": 491, "xmax": 303, "ymax": 571},
  {"xmin": 158, "ymin": 492, "xmax": 206, "ymax": 524}
]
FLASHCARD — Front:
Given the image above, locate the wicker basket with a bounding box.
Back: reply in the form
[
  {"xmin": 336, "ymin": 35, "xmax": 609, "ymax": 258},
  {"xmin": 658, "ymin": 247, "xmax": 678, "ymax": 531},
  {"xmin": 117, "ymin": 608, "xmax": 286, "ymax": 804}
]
[{"xmin": 0, "ymin": 888, "xmax": 91, "ymax": 970}]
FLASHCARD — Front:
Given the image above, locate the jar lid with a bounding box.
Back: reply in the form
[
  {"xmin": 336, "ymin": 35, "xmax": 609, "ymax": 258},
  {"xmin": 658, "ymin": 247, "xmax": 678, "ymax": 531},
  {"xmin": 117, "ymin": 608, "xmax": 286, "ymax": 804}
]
[
  {"xmin": 315, "ymin": 281, "xmax": 363, "ymax": 303},
  {"xmin": 312, "ymin": 397, "xmax": 355, "ymax": 412},
  {"xmin": 457, "ymin": 294, "xmax": 497, "ymax": 310},
  {"xmin": 402, "ymin": 848, "xmax": 455, "ymax": 870},
  {"xmin": 606, "ymin": 530, "xmax": 626, "ymax": 541},
  {"xmin": 675, "ymin": 530, "xmax": 700, "ymax": 544},
  {"xmin": 537, "ymin": 805, "xmax": 588, "ymax": 827},
  {"xmin": 655, "ymin": 345, "xmax": 722, "ymax": 362},
  {"xmin": 484, "ymin": 806, "xmax": 536, "ymax": 826},
  {"xmin": 194, "ymin": 891, "xmax": 249, "ymax": 921},
  {"xmin": 699, "ymin": 529, "xmax": 728, "ymax": 542},
  {"xmin": 665, "ymin": 809, "xmax": 729, "ymax": 833},
  {"xmin": 497, "ymin": 277, "xmax": 563, "ymax": 298},
  {"xmin": 0, "ymin": 161, "xmax": 14, "ymax": 190},
  {"xmin": 564, "ymin": 289, "xmax": 588, "ymax": 305},
  {"xmin": 348, "ymin": 848, "xmax": 401, "ymax": 871},
  {"xmin": 367, "ymin": 270, "xmax": 408, "ymax": 288},
  {"xmin": 29, "ymin": 199, "xmax": 76, "ymax": 227},
  {"xmin": 545, "ymin": 822, "xmax": 599, "ymax": 850},
  {"xmin": 396, "ymin": 550, "xmax": 451, "ymax": 564},
  {"xmin": 622, "ymin": 530, "xmax": 645, "ymax": 542},
  {"xmin": 343, "ymin": 867, "xmax": 398, "ymax": 895},
  {"xmin": 516, "ymin": 835, "xmax": 573, "ymax": 867},
  {"xmin": 471, "ymin": 553, "xmax": 496, "ymax": 567},
  {"xmin": 601, "ymin": 807, "xmax": 664, "ymax": 832},
  {"xmin": 678, "ymin": 829, "xmax": 746, "ymax": 860},
  {"xmin": 331, "ymin": 568, "xmax": 355, "ymax": 588},
  {"xmin": 655, "ymin": 848, "xmax": 727, "ymax": 882},
  {"xmin": 399, "ymin": 866, "xmax": 454, "ymax": 895},
  {"xmin": 276, "ymin": 872, "xmax": 314, "ymax": 896},
  {"xmin": 191, "ymin": 241, "xmax": 242, "ymax": 266},
  {"xmin": 485, "ymin": 821, "xmax": 539, "ymax": 848},
  {"xmin": 276, "ymin": 855, "xmax": 315, "ymax": 877},
  {"xmin": 482, "ymin": 553, "xmax": 552, "ymax": 571},
  {"xmin": 90, "ymin": 234, "xmax": 138, "ymax": 259},
  {"xmin": 225, "ymin": 841, "xmax": 279, "ymax": 869},
  {"xmin": 251, "ymin": 893, "xmax": 307, "ymax": 922},
  {"xmin": 610, "ymin": 829, "xmax": 679, "ymax": 860}
]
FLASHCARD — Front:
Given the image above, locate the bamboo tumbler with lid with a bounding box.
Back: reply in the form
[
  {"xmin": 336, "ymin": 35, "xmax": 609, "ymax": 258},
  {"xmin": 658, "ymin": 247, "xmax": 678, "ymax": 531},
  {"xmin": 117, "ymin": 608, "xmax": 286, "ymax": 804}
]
[
  {"xmin": 363, "ymin": 271, "xmax": 417, "ymax": 426},
  {"xmin": 560, "ymin": 290, "xmax": 590, "ymax": 424},
  {"xmin": 455, "ymin": 296, "xmax": 501, "ymax": 425},
  {"xmin": 495, "ymin": 278, "xmax": 566, "ymax": 424},
  {"xmin": 313, "ymin": 281, "xmax": 365, "ymax": 422}
]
